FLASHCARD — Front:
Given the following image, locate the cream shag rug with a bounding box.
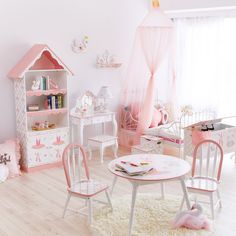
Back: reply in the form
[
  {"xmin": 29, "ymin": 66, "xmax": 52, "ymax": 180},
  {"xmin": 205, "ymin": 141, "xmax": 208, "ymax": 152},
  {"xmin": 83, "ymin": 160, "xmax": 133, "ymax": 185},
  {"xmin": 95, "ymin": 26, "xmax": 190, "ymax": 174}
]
[{"xmin": 92, "ymin": 194, "xmax": 214, "ymax": 236}]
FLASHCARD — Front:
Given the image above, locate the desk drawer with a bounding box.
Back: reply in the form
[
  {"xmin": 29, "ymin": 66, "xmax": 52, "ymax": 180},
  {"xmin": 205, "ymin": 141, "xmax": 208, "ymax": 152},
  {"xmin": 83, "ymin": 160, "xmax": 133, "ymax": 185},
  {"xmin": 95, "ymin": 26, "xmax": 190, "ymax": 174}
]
[
  {"xmin": 83, "ymin": 118, "xmax": 93, "ymax": 125},
  {"xmin": 92, "ymin": 115, "xmax": 112, "ymax": 124}
]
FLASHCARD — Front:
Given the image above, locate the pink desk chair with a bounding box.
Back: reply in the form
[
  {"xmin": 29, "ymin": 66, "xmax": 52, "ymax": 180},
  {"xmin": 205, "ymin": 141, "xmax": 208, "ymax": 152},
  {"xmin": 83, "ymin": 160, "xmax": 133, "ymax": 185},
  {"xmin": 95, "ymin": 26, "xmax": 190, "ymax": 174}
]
[
  {"xmin": 62, "ymin": 143, "xmax": 112, "ymax": 224},
  {"xmin": 180, "ymin": 139, "xmax": 223, "ymax": 219}
]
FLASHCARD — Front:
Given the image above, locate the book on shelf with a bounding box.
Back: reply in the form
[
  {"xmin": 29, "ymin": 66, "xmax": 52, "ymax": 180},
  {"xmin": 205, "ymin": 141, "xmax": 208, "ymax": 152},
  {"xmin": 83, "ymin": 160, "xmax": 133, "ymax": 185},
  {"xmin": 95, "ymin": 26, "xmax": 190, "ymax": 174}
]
[
  {"xmin": 40, "ymin": 76, "xmax": 50, "ymax": 90},
  {"xmin": 57, "ymin": 94, "xmax": 63, "ymax": 108},
  {"xmin": 46, "ymin": 96, "xmax": 52, "ymax": 109},
  {"xmin": 115, "ymin": 161, "xmax": 153, "ymax": 176},
  {"xmin": 51, "ymin": 95, "xmax": 56, "ymax": 109}
]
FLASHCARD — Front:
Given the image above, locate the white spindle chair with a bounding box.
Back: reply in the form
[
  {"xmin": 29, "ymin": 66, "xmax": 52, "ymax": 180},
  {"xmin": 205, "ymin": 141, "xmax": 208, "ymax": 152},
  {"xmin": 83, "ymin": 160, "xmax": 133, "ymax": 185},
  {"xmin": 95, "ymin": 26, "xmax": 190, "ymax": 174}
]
[
  {"xmin": 180, "ymin": 139, "xmax": 224, "ymax": 219},
  {"xmin": 62, "ymin": 143, "xmax": 112, "ymax": 224}
]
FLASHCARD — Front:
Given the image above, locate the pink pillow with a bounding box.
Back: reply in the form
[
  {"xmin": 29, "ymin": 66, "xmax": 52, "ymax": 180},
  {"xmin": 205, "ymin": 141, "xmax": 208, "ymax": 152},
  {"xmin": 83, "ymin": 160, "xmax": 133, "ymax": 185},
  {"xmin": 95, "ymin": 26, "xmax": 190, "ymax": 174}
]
[
  {"xmin": 0, "ymin": 139, "xmax": 21, "ymax": 178},
  {"xmin": 150, "ymin": 108, "xmax": 162, "ymax": 128}
]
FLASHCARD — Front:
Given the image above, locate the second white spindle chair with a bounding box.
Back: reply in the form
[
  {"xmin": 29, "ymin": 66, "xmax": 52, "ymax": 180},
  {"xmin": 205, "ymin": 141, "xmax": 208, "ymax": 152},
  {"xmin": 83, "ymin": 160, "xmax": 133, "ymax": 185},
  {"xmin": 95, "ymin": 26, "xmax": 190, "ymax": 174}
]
[{"xmin": 180, "ymin": 139, "xmax": 224, "ymax": 219}]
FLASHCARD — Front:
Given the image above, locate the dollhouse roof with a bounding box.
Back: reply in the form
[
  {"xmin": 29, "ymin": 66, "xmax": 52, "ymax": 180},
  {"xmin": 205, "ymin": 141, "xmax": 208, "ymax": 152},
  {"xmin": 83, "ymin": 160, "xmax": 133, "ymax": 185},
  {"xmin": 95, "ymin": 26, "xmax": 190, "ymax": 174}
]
[{"xmin": 8, "ymin": 44, "xmax": 73, "ymax": 79}]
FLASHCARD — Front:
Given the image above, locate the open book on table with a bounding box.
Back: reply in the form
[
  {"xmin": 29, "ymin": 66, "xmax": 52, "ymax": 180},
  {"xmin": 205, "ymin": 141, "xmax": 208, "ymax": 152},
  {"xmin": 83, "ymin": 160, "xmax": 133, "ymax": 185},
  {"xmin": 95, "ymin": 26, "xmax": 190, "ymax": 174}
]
[{"xmin": 115, "ymin": 161, "xmax": 153, "ymax": 176}]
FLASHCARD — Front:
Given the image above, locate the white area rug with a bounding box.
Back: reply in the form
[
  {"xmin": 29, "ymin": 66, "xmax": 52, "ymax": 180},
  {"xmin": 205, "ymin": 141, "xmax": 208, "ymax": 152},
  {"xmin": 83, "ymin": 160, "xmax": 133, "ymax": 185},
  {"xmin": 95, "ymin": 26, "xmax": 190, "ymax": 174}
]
[{"xmin": 92, "ymin": 194, "xmax": 214, "ymax": 236}]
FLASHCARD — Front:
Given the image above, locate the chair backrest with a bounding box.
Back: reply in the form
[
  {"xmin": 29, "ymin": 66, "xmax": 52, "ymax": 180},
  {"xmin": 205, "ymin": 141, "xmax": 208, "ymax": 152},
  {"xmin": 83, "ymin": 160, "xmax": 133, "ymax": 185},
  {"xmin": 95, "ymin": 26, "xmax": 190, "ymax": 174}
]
[
  {"xmin": 192, "ymin": 139, "xmax": 224, "ymax": 182},
  {"xmin": 62, "ymin": 143, "xmax": 90, "ymax": 188}
]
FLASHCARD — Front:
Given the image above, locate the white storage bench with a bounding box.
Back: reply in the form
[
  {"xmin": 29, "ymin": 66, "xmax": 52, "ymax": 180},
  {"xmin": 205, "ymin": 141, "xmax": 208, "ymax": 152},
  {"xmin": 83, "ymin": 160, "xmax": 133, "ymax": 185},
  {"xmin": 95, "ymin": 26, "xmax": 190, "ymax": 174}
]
[
  {"xmin": 131, "ymin": 135, "xmax": 163, "ymax": 154},
  {"xmin": 184, "ymin": 117, "xmax": 236, "ymax": 160}
]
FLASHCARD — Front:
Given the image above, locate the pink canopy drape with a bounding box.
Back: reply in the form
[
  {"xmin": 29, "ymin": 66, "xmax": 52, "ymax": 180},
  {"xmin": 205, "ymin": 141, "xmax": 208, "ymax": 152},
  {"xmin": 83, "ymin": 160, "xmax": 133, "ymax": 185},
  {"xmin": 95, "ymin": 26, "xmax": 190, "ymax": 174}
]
[{"xmin": 119, "ymin": 7, "xmax": 174, "ymax": 146}]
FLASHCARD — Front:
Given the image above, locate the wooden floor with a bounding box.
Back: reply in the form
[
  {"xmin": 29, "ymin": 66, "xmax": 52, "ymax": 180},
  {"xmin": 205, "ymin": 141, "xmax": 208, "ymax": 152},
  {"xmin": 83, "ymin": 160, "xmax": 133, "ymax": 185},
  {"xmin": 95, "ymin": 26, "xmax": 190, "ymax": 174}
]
[{"xmin": 1, "ymin": 147, "xmax": 236, "ymax": 236}]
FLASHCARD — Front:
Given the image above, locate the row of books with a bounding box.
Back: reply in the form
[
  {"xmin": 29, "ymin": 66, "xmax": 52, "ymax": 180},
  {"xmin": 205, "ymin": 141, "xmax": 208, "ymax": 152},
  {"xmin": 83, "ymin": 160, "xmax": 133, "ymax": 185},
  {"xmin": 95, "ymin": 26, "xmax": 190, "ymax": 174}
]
[
  {"xmin": 115, "ymin": 161, "xmax": 153, "ymax": 176},
  {"xmin": 45, "ymin": 95, "xmax": 63, "ymax": 109}
]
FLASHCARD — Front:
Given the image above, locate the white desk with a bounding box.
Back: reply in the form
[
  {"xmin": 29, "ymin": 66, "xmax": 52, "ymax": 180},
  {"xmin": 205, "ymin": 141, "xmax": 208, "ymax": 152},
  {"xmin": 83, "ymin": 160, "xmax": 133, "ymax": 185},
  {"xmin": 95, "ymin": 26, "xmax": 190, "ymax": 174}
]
[{"xmin": 70, "ymin": 111, "xmax": 117, "ymax": 145}]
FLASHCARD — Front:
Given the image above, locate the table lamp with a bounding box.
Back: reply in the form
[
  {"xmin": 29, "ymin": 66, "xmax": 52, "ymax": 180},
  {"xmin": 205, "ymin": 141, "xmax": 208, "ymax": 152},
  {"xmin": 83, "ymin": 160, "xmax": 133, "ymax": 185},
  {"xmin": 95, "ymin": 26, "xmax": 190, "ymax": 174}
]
[{"xmin": 97, "ymin": 86, "xmax": 113, "ymax": 112}]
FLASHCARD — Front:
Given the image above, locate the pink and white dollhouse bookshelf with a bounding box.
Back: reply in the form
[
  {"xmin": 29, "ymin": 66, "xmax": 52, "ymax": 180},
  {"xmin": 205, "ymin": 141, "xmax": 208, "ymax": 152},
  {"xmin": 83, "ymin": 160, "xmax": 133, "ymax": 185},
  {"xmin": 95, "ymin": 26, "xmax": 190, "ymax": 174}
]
[{"xmin": 8, "ymin": 44, "xmax": 73, "ymax": 172}]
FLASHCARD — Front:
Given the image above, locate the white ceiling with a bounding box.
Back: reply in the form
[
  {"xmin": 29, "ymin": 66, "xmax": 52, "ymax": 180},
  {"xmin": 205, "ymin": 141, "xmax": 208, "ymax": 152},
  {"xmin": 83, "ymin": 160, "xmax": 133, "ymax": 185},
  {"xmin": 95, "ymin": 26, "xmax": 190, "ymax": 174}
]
[{"xmin": 160, "ymin": 0, "xmax": 236, "ymax": 10}]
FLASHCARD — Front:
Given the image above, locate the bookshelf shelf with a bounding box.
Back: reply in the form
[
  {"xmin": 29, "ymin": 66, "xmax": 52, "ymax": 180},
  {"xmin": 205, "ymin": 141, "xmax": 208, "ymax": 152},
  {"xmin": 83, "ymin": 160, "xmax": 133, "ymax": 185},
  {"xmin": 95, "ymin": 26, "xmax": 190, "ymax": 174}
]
[
  {"xmin": 28, "ymin": 126, "xmax": 68, "ymax": 135},
  {"xmin": 27, "ymin": 108, "xmax": 67, "ymax": 117},
  {"xmin": 8, "ymin": 44, "xmax": 73, "ymax": 172},
  {"xmin": 28, "ymin": 69, "xmax": 67, "ymax": 73},
  {"xmin": 26, "ymin": 89, "xmax": 67, "ymax": 97}
]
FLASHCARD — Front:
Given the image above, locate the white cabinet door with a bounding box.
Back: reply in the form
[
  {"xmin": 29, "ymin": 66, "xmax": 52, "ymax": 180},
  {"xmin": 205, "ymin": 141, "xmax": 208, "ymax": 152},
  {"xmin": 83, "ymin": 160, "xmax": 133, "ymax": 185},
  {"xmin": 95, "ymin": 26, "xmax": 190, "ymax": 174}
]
[{"xmin": 26, "ymin": 128, "xmax": 69, "ymax": 167}]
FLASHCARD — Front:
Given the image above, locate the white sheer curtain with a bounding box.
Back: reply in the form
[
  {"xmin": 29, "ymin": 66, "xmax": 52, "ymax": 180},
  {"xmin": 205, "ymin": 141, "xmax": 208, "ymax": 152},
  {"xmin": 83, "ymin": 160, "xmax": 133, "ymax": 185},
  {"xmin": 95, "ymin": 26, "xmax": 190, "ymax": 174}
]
[{"xmin": 174, "ymin": 17, "xmax": 236, "ymax": 117}]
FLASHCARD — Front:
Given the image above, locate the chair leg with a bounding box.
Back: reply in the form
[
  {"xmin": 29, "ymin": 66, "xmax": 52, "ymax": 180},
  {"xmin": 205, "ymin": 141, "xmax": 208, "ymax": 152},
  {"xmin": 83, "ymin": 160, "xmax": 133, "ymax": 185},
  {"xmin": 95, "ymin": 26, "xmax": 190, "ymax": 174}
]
[
  {"xmin": 88, "ymin": 198, "xmax": 93, "ymax": 225},
  {"xmin": 62, "ymin": 193, "xmax": 71, "ymax": 218},
  {"xmin": 216, "ymin": 189, "xmax": 222, "ymax": 208},
  {"xmin": 105, "ymin": 189, "xmax": 113, "ymax": 210},
  {"xmin": 110, "ymin": 176, "xmax": 118, "ymax": 196},
  {"xmin": 88, "ymin": 143, "xmax": 92, "ymax": 161},
  {"xmin": 160, "ymin": 182, "xmax": 165, "ymax": 199},
  {"xmin": 100, "ymin": 144, "xmax": 104, "ymax": 163},
  {"xmin": 210, "ymin": 194, "xmax": 215, "ymax": 219},
  {"xmin": 113, "ymin": 140, "xmax": 118, "ymax": 158}
]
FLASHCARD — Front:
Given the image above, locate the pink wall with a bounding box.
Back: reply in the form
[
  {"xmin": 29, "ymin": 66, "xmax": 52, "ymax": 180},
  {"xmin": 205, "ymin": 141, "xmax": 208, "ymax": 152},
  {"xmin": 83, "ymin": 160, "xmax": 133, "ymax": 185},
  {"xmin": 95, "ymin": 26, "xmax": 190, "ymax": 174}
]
[{"xmin": 0, "ymin": 0, "xmax": 236, "ymax": 142}]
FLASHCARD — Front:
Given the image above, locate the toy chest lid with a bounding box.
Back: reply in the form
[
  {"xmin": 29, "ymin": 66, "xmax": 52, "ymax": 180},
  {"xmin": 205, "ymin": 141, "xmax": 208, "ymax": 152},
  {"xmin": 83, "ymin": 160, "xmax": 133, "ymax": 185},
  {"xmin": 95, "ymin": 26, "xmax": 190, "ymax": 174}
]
[{"xmin": 184, "ymin": 116, "xmax": 236, "ymax": 129}]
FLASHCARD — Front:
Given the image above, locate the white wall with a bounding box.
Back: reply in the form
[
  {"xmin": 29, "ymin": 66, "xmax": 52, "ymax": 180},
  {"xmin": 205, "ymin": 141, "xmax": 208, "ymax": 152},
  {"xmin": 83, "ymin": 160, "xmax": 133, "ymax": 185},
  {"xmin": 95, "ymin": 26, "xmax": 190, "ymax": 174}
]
[
  {"xmin": 0, "ymin": 0, "xmax": 148, "ymax": 142},
  {"xmin": 0, "ymin": 0, "xmax": 236, "ymax": 142}
]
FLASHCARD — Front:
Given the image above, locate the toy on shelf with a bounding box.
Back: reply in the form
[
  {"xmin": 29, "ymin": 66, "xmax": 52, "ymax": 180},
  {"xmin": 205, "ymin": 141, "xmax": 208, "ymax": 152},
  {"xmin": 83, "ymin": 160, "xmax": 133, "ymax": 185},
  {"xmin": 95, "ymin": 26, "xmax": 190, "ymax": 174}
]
[
  {"xmin": 96, "ymin": 50, "xmax": 122, "ymax": 68},
  {"xmin": 31, "ymin": 121, "xmax": 56, "ymax": 131},
  {"xmin": 31, "ymin": 78, "xmax": 41, "ymax": 90}
]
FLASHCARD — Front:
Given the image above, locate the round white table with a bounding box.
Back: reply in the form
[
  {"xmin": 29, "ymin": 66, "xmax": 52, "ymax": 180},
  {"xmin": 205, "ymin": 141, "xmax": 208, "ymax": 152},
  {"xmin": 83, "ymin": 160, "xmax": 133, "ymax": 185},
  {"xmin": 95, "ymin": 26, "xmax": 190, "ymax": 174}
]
[{"xmin": 108, "ymin": 154, "xmax": 191, "ymax": 236}]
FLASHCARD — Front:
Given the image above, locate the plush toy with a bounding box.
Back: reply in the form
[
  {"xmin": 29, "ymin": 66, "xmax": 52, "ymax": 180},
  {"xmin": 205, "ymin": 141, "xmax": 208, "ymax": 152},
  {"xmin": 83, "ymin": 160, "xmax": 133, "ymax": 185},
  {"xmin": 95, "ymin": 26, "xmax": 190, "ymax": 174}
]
[
  {"xmin": 0, "ymin": 165, "xmax": 9, "ymax": 183},
  {"xmin": 150, "ymin": 107, "xmax": 162, "ymax": 127},
  {"xmin": 172, "ymin": 203, "xmax": 210, "ymax": 230}
]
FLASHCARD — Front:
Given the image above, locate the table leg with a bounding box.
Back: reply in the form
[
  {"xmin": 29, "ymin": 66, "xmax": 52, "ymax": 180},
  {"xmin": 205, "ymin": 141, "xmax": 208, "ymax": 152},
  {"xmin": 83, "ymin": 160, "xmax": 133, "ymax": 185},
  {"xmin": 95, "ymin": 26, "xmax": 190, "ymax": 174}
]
[
  {"xmin": 110, "ymin": 176, "xmax": 117, "ymax": 196},
  {"xmin": 129, "ymin": 182, "xmax": 138, "ymax": 236},
  {"xmin": 180, "ymin": 177, "xmax": 191, "ymax": 210}
]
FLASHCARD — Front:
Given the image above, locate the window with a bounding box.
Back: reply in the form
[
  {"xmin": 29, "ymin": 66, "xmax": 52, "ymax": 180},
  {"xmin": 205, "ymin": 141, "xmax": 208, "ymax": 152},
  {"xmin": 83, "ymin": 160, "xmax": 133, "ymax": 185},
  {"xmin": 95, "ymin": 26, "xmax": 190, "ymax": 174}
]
[{"xmin": 173, "ymin": 17, "xmax": 236, "ymax": 117}]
